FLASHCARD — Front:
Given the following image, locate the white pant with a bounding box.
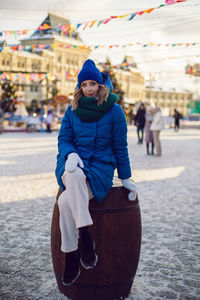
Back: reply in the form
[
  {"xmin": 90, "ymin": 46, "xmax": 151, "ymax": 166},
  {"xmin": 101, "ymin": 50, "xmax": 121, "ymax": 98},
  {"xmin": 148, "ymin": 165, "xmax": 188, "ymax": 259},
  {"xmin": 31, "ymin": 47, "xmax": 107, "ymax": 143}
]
[
  {"xmin": 153, "ymin": 130, "xmax": 161, "ymax": 156},
  {"xmin": 58, "ymin": 167, "xmax": 94, "ymax": 253}
]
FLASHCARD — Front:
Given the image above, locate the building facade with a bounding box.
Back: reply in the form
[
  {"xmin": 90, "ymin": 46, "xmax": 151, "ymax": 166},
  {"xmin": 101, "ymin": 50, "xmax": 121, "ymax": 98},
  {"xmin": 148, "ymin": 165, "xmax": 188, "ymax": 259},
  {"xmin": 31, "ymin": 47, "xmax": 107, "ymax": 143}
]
[
  {"xmin": 145, "ymin": 87, "xmax": 193, "ymax": 116},
  {"xmin": 113, "ymin": 56, "xmax": 145, "ymax": 104},
  {"xmin": 0, "ymin": 13, "xmax": 91, "ymax": 109}
]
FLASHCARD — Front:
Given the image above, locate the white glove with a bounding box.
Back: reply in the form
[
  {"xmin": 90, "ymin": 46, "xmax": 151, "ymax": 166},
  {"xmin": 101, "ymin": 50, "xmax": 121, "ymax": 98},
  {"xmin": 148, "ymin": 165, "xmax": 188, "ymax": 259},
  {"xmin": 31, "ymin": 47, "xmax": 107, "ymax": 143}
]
[
  {"xmin": 121, "ymin": 179, "xmax": 137, "ymax": 201},
  {"xmin": 65, "ymin": 153, "xmax": 84, "ymax": 172}
]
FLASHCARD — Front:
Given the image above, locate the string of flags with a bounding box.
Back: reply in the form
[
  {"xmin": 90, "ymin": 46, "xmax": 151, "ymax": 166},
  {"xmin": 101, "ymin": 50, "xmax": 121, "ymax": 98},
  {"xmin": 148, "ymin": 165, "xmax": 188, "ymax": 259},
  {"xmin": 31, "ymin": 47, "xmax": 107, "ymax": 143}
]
[
  {"xmin": 0, "ymin": 62, "xmax": 138, "ymax": 82},
  {"xmin": 0, "ymin": 0, "xmax": 186, "ymax": 39},
  {"xmin": 0, "ymin": 70, "xmax": 79, "ymax": 82},
  {"xmin": 1, "ymin": 55, "xmax": 199, "ymax": 84},
  {"xmin": 0, "ymin": 40, "xmax": 199, "ymax": 54},
  {"xmin": 185, "ymin": 64, "xmax": 200, "ymax": 76}
]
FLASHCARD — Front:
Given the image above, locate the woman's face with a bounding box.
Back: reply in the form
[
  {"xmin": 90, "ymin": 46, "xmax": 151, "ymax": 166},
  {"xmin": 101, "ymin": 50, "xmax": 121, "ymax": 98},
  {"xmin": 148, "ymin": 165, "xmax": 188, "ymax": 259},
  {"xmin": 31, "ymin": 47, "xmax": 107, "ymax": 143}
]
[{"xmin": 81, "ymin": 80, "xmax": 99, "ymax": 97}]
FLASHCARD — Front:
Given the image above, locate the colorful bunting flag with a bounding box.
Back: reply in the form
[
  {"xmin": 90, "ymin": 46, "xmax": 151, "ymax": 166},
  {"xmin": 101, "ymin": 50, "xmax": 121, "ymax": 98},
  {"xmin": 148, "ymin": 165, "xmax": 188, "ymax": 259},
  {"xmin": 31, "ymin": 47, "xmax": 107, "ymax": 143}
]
[
  {"xmin": 76, "ymin": 24, "xmax": 82, "ymax": 30},
  {"xmin": 89, "ymin": 21, "xmax": 96, "ymax": 28},
  {"xmin": 97, "ymin": 20, "xmax": 104, "ymax": 27},
  {"xmin": 145, "ymin": 8, "xmax": 155, "ymax": 13},
  {"xmin": 83, "ymin": 22, "xmax": 89, "ymax": 30},
  {"xmin": 103, "ymin": 18, "xmax": 112, "ymax": 24},
  {"xmin": 129, "ymin": 13, "xmax": 136, "ymax": 20},
  {"xmin": 165, "ymin": 0, "xmax": 176, "ymax": 4},
  {"xmin": 43, "ymin": 23, "xmax": 51, "ymax": 29}
]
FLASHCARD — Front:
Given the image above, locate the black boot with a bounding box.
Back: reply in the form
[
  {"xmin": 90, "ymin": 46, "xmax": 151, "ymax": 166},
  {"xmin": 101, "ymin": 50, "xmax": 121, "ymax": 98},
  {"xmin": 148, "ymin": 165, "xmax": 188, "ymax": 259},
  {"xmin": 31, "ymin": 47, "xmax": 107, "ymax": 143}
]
[
  {"xmin": 151, "ymin": 143, "xmax": 154, "ymax": 155},
  {"xmin": 62, "ymin": 250, "xmax": 80, "ymax": 286},
  {"xmin": 79, "ymin": 227, "xmax": 98, "ymax": 269},
  {"xmin": 146, "ymin": 143, "xmax": 150, "ymax": 155}
]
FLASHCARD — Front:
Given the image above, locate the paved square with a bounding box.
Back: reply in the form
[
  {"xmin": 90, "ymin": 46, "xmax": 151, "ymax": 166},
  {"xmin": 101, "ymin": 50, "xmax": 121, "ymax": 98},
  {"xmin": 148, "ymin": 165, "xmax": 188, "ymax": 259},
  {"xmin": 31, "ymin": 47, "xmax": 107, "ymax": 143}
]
[{"xmin": 0, "ymin": 127, "xmax": 200, "ymax": 299}]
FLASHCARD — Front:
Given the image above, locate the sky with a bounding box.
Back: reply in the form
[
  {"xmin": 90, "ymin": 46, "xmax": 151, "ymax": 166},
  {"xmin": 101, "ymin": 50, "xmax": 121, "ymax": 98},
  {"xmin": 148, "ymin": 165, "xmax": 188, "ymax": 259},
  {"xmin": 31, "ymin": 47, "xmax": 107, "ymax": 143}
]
[{"xmin": 0, "ymin": 0, "xmax": 200, "ymax": 96}]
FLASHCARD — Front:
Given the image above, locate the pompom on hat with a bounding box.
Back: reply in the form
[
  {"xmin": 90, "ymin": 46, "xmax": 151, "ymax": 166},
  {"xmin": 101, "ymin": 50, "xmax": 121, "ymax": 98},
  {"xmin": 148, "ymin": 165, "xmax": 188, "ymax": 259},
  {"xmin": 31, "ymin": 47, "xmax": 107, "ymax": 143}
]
[{"xmin": 78, "ymin": 59, "xmax": 103, "ymax": 87}]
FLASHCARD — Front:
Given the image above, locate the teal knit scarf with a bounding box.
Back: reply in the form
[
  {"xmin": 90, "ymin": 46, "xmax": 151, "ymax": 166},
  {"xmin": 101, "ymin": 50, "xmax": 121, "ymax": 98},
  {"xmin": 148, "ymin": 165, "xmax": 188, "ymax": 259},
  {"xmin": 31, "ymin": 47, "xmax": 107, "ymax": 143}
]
[{"xmin": 73, "ymin": 92, "xmax": 118, "ymax": 122}]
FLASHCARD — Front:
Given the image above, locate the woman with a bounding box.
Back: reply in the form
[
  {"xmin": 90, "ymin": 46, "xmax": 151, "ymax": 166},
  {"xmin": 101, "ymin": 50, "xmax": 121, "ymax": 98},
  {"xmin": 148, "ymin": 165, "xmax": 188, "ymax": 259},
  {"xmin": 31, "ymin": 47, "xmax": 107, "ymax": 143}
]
[
  {"xmin": 55, "ymin": 59, "xmax": 136, "ymax": 286},
  {"xmin": 145, "ymin": 106, "xmax": 154, "ymax": 155},
  {"xmin": 134, "ymin": 103, "xmax": 146, "ymax": 144},
  {"xmin": 150, "ymin": 106, "xmax": 164, "ymax": 156}
]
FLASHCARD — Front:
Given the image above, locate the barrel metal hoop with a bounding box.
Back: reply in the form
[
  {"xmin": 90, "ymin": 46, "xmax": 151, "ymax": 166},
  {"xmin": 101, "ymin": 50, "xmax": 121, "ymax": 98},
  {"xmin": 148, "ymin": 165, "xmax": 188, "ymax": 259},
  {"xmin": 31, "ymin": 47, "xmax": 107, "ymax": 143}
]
[
  {"xmin": 73, "ymin": 277, "xmax": 134, "ymax": 289},
  {"xmin": 90, "ymin": 203, "xmax": 139, "ymax": 214}
]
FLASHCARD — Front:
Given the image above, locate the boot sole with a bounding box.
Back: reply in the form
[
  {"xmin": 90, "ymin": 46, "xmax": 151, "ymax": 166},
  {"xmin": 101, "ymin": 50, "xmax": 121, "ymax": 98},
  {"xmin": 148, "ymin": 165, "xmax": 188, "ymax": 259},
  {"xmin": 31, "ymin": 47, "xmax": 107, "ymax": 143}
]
[
  {"xmin": 62, "ymin": 268, "xmax": 80, "ymax": 286},
  {"xmin": 80, "ymin": 254, "xmax": 98, "ymax": 270}
]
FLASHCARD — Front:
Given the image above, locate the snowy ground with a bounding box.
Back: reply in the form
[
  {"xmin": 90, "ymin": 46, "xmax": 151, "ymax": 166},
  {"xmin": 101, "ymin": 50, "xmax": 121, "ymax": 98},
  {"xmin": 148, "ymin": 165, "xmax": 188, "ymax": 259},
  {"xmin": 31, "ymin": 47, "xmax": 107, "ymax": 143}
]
[{"xmin": 0, "ymin": 127, "xmax": 200, "ymax": 300}]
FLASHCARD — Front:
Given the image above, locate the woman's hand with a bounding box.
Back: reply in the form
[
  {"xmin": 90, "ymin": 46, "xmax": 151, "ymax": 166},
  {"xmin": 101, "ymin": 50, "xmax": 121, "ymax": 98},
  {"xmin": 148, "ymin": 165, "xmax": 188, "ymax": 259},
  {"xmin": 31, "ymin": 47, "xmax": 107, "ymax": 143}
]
[
  {"xmin": 65, "ymin": 153, "xmax": 84, "ymax": 172},
  {"xmin": 121, "ymin": 179, "xmax": 137, "ymax": 201}
]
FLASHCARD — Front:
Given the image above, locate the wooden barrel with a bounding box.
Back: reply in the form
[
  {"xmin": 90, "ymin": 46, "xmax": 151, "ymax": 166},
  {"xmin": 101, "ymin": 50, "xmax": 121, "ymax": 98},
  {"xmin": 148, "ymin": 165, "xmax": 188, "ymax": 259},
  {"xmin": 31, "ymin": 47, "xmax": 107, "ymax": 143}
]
[{"xmin": 51, "ymin": 186, "xmax": 142, "ymax": 300}]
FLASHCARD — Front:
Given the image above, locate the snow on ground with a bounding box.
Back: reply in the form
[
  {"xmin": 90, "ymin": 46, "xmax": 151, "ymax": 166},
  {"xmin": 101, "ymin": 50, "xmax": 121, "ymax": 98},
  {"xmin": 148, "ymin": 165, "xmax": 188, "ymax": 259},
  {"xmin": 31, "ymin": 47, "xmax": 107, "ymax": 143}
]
[{"xmin": 0, "ymin": 127, "xmax": 200, "ymax": 299}]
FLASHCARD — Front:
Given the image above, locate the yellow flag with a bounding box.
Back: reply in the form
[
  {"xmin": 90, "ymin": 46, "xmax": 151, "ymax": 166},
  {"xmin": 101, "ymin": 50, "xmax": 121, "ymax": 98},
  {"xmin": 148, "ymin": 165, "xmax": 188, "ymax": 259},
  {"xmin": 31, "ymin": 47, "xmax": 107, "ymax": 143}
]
[
  {"xmin": 43, "ymin": 23, "xmax": 51, "ymax": 29},
  {"xmin": 69, "ymin": 25, "xmax": 75, "ymax": 36},
  {"xmin": 118, "ymin": 14, "xmax": 128, "ymax": 18},
  {"xmin": 89, "ymin": 20, "xmax": 96, "ymax": 28}
]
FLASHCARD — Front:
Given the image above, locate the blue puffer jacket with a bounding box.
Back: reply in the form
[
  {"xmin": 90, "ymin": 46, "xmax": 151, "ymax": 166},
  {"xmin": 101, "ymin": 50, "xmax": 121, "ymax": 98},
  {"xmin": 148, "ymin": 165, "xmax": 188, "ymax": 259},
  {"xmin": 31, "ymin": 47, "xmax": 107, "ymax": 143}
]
[{"xmin": 55, "ymin": 104, "xmax": 131, "ymax": 202}]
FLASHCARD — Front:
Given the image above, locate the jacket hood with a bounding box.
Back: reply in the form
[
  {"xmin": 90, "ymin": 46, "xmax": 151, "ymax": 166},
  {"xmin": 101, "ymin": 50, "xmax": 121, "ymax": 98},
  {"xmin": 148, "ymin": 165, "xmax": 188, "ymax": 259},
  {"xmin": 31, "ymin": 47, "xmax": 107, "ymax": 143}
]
[{"xmin": 101, "ymin": 72, "xmax": 113, "ymax": 91}]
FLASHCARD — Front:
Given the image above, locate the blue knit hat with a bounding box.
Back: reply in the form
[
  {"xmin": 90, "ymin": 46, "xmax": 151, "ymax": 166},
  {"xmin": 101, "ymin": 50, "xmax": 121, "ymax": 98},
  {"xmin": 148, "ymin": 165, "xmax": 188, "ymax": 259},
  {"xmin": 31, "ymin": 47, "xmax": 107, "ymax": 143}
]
[{"xmin": 78, "ymin": 59, "xmax": 103, "ymax": 87}]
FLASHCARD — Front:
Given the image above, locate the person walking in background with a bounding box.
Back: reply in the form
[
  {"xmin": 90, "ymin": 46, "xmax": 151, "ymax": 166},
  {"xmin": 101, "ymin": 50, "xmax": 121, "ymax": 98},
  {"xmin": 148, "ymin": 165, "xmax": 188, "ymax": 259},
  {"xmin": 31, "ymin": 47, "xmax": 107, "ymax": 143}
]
[
  {"xmin": 173, "ymin": 109, "xmax": 181, "ymax": 132},
  {"xmin": 150, "ymin": 107, "xmax": 164, "ymax": 156},
  {"xmin": 145, "ymin": 106, "xmax": 154, "ymax": 155},
  {"xmin": 134, "ymin": 103, "xmax": 146, "ymax": 144},
  {"xmin": 46, "ymin": 110, "xmax": 53, "ymax": 133},
  {"xmin": 55, "ymin": 59, "xmax": 136, "ymax": 286},
  {"xmin": 0, "ymin": 108, "xmax": 4, "ymax": 134},
  {"xmin": 128, "ymin": 108, "xmax": 134, "ymax": 125}
]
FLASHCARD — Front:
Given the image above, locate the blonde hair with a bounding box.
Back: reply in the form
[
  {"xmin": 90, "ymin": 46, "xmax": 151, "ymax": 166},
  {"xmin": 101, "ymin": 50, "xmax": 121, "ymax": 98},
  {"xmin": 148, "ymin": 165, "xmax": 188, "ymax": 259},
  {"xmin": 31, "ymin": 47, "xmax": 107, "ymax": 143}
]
[{"xmin": 72, "ymin": 85, "xmax": 110, "ymax": 110}]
